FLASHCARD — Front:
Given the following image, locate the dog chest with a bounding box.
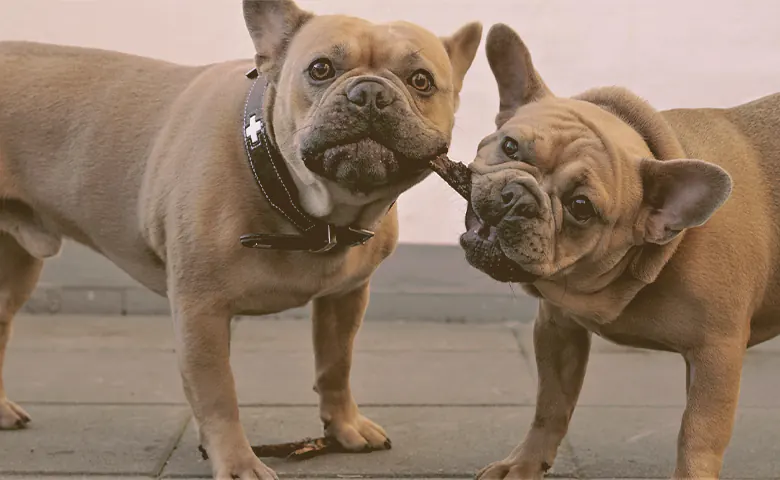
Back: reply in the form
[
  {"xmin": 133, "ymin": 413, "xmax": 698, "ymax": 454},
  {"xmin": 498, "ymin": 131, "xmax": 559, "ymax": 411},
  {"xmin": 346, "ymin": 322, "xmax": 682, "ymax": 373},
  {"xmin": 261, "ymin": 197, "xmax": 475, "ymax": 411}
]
[{"xmin": 230, "ymin": 237, "xmax": 394, "ymax": 316}]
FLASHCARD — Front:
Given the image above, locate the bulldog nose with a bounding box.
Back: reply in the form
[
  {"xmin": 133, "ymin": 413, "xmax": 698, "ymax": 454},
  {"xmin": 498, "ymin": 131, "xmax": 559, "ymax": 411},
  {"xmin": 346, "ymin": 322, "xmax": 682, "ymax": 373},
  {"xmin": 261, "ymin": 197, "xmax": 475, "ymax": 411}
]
[
  {"xmin": 500, "ymin": 182, "xmax": 539, "ymax": 219},
  {"xmin": 347, "ymin": 80, "xmax": 395, "ymax": 109}
]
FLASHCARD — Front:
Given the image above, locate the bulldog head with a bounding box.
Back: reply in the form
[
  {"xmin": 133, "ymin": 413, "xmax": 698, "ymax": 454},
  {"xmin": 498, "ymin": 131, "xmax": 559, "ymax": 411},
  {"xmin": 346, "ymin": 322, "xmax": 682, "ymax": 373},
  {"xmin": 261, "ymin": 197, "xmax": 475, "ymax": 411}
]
[
  {"xmin": 243, "ymin": 0, "xmax": 482, "ymax": 219},
  {"xmin": 460, "ymin": 24, "xmax": 732, "ymax": 292}
]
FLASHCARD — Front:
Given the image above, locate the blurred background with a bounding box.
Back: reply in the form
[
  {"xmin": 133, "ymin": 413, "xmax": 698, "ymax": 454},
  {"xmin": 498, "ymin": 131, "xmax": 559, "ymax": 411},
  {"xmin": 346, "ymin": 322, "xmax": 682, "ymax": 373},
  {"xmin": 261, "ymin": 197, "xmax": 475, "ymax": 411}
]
[{"xmin": 2, "ymin": 0, "xmax": 780, "ymax": 318}]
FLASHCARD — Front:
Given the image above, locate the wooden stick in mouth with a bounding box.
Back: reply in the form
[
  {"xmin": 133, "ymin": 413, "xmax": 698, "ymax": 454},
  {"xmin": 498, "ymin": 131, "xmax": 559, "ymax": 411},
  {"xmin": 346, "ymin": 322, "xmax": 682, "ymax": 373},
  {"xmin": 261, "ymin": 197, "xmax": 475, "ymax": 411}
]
[{"xmin": 428, "ymin": 154, "xmax": 472, "ymax": 201}]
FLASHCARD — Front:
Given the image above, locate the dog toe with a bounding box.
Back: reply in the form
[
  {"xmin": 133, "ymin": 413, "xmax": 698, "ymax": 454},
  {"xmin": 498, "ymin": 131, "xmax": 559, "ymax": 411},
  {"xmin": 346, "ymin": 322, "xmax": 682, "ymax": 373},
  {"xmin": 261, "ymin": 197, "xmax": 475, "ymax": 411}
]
[
  {"xmin": 326, "ymin": 414, "xmax": 390, "ymax": 451},
  {"xmin": 0, "ymin": 399, "xmax": 31, "ymax": 430}
]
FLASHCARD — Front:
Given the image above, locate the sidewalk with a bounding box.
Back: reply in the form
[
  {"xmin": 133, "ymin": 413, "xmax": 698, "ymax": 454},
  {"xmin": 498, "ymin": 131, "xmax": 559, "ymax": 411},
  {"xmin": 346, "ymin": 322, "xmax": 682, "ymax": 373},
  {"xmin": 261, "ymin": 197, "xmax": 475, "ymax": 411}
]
[{"xmin": 1, "ymin": 315, "xmax": 779, "ymax": 479}]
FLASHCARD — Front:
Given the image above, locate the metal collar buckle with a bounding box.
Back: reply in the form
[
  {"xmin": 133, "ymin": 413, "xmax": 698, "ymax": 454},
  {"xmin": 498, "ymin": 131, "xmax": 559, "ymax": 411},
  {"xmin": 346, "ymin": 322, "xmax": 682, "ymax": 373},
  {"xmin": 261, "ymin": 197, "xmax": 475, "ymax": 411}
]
[
  {"xmin": 344, "ymin": 227, "xmax": 375, "ymax": 246},
  {"xmin": 309, "ymin": 225, "xmax": 375, "ymax": 253},
  {"xmin": 310, "ymin": 225, "xmax": 339, "ymax": 253}
]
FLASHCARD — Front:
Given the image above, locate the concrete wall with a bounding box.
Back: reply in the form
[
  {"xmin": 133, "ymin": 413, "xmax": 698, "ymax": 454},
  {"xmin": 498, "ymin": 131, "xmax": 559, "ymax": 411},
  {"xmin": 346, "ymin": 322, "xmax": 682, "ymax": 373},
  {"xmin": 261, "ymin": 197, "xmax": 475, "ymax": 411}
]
[{"xmin": 3, "ymin": 0, "xmax": 779, "ymax": 245}]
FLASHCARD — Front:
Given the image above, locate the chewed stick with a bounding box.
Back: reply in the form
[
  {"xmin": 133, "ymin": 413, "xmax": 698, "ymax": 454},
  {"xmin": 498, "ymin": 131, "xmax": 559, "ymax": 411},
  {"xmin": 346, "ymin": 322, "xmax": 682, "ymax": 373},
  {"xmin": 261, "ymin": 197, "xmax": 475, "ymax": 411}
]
[
  {"xmin": 429, "ymin": 154, "xmax": 472, "ymax": 201},
  {"xmin": 198, "ymin": 436, "xmax": 383, "ymax": 462}
]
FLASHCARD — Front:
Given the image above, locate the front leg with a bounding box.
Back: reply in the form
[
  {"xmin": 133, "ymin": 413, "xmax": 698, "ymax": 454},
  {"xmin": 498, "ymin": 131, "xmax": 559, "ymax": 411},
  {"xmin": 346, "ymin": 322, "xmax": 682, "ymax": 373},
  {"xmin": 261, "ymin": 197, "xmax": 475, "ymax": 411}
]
[
  {"xmin": 312, "ymin": 282, "xmax": 391, "ymax": 451},
  {"xmin": 171, "ymin": 295, "xmax": 277, "ymax": 480},
  {"xmin": 674, "ymin": 342, "xmax": 745, "ymax": 479},
  {"xmin": 479, "ymin": 304, "xmax": 590, "ymax": 480}
]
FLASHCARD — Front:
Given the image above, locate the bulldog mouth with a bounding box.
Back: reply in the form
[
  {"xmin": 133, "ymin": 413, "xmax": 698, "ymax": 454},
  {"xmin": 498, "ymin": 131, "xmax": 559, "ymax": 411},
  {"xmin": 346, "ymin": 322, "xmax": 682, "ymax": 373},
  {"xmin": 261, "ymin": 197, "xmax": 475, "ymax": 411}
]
[
  {"xmin": 425, "ymin": 155, "xmax": 537, "ymax": 283},
  {"xmin": 459, "ymin": 205, "xmax": 539, "ymax": 283},
  {"xmin": 304, "ymin": 138, "xmax": 431, "ymax": 192}
]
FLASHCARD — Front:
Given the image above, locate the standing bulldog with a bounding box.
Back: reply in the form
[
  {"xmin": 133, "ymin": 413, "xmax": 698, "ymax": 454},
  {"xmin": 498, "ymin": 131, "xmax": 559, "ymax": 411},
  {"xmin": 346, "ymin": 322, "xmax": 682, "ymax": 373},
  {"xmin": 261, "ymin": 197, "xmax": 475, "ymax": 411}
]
[
  {"xmin": 459, "ymin": 23, "xmax": 780, "ymax": 479},
  {"xmin": 0, "ymin": 1, "xmax": 481, "ymax": 478}
]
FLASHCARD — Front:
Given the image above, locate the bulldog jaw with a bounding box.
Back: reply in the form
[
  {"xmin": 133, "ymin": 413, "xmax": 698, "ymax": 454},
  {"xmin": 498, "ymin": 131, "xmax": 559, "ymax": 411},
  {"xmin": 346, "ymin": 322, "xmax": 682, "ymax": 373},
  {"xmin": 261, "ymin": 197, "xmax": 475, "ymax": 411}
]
[
  {"xmin": 460, "ymin": 205, "xmax": 539, "ymax": 283},
  {"xmin": 427, "ymin": 154, "xmax": 540, "ymax": 283},
  {"xmin": 301, "ymin": 137, "xmax": 441, "ymax": 194}
]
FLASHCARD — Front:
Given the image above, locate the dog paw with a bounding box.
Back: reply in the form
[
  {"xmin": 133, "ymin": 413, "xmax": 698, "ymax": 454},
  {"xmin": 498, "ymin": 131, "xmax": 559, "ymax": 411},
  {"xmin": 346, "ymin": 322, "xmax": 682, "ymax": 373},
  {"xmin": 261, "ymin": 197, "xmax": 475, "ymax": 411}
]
[
  {"xmin": 211, "ymin": 451, "xmax": 278, "ymax": 480},
  {"xmin": 0, "ymin": 398, "xmax": 31, "ymax": 430},
  {"xmin": 324, "ymin": 413, "xmax": 391, "ymax": 452},
  {"xmin": 476, "ymin": 459, "xmax": 548, "ymax": 480}
]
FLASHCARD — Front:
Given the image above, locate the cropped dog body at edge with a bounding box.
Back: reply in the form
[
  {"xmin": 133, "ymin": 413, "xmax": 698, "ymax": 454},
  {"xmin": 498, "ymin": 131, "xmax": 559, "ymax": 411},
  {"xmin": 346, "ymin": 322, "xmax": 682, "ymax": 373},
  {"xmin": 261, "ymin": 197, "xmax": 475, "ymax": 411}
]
[
  {"xmin": 0, "ymin": 1, "xmax": 483, "ymax": 478},
  {"xmin": 583, "ymin": 96, "xmax": 780, "ymax": 351},
  {"xmin": 538, "ymin": 94, "xmax": 780, "ymax": 350},
  {"xmin": 458, "ymin": 24, "xmax": 780, "ymax": 480},
  {"xmin": 0, "ymin": 43, "xmax": 389, "ymax": 313}
]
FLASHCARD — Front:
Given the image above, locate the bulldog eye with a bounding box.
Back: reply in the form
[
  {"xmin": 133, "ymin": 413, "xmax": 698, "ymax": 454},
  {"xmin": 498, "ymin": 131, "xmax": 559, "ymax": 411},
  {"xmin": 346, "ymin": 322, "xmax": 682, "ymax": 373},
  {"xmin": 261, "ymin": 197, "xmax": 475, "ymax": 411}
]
[
  {"xmin": 501, "ymin": 137, "xmax": 520, "ymax": 159},
  {"xmin": 308, "ymin": 58, "xmax": 335, "ymax": 81},
  {"xmin": 408, "ymin": 69, "xmax": 435, "ymax": 93},
  {"xmin": 567, "ymin": 195, "xmax": 596, "ymax": 222}
]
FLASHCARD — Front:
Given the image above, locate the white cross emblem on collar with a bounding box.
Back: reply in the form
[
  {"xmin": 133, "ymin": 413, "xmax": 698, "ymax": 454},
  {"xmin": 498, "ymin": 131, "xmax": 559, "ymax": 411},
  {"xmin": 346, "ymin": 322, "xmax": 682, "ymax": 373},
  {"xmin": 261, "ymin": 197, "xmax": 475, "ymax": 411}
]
[{"xmin": 245, "ymin": 115, "xmax": 263, "ymax": 144}]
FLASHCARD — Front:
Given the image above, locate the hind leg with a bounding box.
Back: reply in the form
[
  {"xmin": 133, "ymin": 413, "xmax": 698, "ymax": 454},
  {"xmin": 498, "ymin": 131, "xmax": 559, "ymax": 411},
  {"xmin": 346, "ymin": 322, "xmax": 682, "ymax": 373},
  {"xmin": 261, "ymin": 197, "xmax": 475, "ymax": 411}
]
[{"xmin": 0, "ymin": 234, "xmax": 43, "ymax": 429}]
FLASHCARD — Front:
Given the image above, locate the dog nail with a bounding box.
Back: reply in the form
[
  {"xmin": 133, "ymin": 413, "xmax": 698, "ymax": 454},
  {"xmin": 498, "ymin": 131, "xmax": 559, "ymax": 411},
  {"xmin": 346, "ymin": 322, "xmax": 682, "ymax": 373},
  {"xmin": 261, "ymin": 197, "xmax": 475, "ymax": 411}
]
[{"xmin": 384, "ymin": 438, "xmax": 392, "ymax": 449}]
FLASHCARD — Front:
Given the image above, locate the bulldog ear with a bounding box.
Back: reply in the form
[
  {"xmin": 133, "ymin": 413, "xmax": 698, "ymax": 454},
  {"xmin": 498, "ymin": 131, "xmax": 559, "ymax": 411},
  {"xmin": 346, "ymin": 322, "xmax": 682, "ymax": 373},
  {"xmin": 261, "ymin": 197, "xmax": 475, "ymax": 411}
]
[
  {"xmin": 441, "ymin": 22, "xmax": 483, "ymax": 97},
  {"xmin": 639, "ymin": 158, "xmax": 733, "ymax": 245},
  {"xmin": 243, "ymin": 0, "xmax": 314, "ymax": 78},
  {"xmin": 486, "ymin": 23, "xmax": 553, "ymax": 128}
]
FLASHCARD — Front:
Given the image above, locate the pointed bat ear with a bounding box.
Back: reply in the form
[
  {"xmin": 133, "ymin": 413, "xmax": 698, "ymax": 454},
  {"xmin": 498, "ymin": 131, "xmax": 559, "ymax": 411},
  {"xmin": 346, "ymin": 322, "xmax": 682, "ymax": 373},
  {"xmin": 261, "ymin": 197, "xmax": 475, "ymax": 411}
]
[
  {"xmin": 485, "ymin": 23, "xmax": 553, "ymax": 128},
  {"xmin": 440, "ymin": 21, "xmax": 483, "ymax": 98},
  {"xmin": 639, "ymin": 158, "xmax": 732, "ymax": 244},
  {"xmin": 243, "ymin": 0, "xmax": 314, "ymax": 78}
]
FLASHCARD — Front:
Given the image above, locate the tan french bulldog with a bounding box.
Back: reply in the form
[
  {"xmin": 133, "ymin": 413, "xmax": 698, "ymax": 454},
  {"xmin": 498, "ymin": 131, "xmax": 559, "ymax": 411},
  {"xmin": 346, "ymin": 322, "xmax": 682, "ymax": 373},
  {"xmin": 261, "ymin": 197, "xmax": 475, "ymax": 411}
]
[
  {"xmin": 459, "ymin": 23, "xmax": 780, "ymax": 479},
  {"xmin": 0, "ymin": 1, "xmax": 481, "ymax": 478}
]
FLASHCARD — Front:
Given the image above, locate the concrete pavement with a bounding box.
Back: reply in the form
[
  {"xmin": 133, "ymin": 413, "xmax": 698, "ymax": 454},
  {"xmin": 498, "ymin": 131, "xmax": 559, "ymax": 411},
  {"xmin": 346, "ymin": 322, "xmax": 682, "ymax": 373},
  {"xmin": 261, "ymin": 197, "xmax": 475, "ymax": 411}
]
[
  {"xmin": 2, "ymin": 315, "xmax": 780, "ymax": 479},
  {"xmin": 24, "ymin": 242, "xmax": 537, "ymax": 323}
]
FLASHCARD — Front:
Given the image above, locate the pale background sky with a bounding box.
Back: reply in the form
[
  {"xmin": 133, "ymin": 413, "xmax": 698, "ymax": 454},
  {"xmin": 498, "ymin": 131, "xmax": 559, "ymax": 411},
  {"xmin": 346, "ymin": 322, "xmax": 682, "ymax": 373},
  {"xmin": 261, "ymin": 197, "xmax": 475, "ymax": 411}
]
[{"xmin": 2, "ymin": 0, "xmax": 779, "ymax": 244}]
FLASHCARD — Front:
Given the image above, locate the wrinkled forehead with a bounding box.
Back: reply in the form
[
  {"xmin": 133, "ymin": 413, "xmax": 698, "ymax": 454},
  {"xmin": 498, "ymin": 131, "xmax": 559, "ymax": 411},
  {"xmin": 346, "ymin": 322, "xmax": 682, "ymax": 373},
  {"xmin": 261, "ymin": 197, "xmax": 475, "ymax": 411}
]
[
  {"xmin": 477, "ymin": 100, "xmax": 605, "ymax": 168},
  {"xmin": 289, "ymin": 16, "xmax": 451, "ymax": 72},
  {"xmin": 476, "ymin": 99, "xmax": 623, "ymax": 197}
]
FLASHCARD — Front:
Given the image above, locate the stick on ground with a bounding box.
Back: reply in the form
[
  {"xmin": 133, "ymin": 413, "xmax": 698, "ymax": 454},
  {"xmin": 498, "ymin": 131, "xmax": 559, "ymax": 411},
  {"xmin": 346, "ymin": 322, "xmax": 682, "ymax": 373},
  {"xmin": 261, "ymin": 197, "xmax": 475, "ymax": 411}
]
[{"xmin": 198, "ymin": 436, "xmax": 386, "ymax": 462}]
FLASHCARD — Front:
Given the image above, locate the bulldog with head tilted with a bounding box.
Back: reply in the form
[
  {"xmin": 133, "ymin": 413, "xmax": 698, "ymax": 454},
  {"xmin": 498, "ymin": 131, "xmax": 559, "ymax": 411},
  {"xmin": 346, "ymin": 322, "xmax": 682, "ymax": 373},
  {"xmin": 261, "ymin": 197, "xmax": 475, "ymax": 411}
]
[
  {"xmin": 0, "ymin": 1, "xmax": 481, "ymax": 478},
  {"xmin": 459, "ymin": 23, "xmax": 780, "ymax": 480}
]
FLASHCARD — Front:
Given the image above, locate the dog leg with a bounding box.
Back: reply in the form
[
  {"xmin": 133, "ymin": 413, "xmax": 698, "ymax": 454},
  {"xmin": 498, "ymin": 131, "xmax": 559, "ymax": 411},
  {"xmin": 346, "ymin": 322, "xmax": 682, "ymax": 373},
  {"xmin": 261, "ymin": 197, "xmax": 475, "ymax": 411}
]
[
  {"xmin": 312, "ymin": 282, "xmax": 390, "ymax": 451},
  {"xmin": 0, "ymin": 235, "xmax": 43, "ymax": 430},
  {"xmin": 674, "ymin": 342, "xmax": 745, "ymax": 479},
  {"xmin": 170, "ymin": 297, "xmax": 277, "ymax": 480},
  {"xmin": 478, "ymin": 308, "xmax": 590, "ymax": 480}
]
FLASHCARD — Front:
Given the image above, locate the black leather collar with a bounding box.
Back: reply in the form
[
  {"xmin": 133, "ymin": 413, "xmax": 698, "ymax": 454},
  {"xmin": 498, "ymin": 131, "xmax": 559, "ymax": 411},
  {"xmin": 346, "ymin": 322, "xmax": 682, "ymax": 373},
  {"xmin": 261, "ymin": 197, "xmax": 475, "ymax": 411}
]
[{"xmin": 239, "ymin": 68, "xmax": 375, "ymax": 253}]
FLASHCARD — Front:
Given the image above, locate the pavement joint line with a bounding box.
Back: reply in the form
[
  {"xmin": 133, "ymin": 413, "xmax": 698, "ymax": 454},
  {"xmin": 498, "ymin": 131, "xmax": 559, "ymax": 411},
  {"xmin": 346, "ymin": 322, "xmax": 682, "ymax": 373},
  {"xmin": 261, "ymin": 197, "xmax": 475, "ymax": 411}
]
[
  {"xmin": 158, "ymin": 475, "xmax": 581, "ymax": 479},
  {"xmin": 161, "ymin": 474, "xmax": 480, "ymax": 479},
  {"xmin": 16, "ymin": 402, "xmax": 534, "ymax": 407},
  {"xmin": 9, "ymin": 348, "xmax": 522, "ymax": 353},
  {"xmin": 16, "ymin": 401, "xmax": 780, "ymax": 409},
  {"xmin": 37, "ymin": 286, "xmax": 526, "ymax": 298},
  {"xmin": 152, "ymin": 410, "xmax": 193, "ymax": 479},
  {"xmin": 0, "ymin": 471, "xmax": 153, "ymax": 477},
  {"xmin": 561, "ymin": 438, "xmax": 583, "ymax": 479},
  {"xmin": 511, "ymin": 325, "xmax": 537, "ymax": 383},
  {"xmin": 10, "ymin": 348, "xmax": 178, "ymax": 353},
  {"xmin": 234, "ymin": 318, "xmax": 527, "ymax": 324}
]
